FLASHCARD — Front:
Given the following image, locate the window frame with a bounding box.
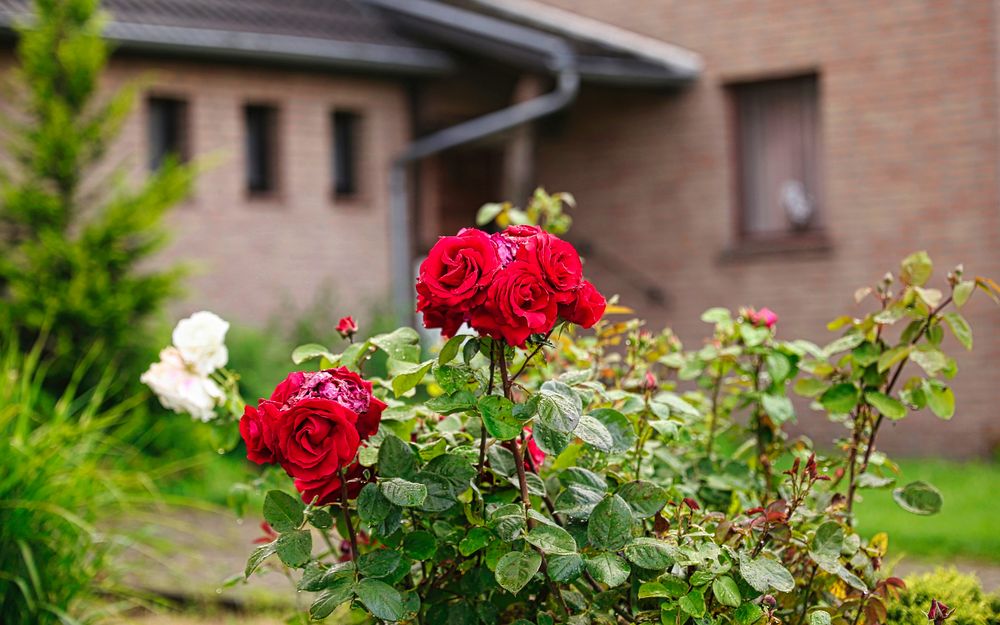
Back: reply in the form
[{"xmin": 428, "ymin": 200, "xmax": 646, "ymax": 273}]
[
  {"xmin": 146, "ymin": 94, "xmax": 189, "ymax": 171},
  {"xmin": 331, "ymin": 109, "xmax": 362, "ymax": 200},
  {"xmin": 243, "ymin": 102, "xmax": 281, "ymax": 198},
  {"xmin": 727, "ymin": 73, "xmax": 823, "ymax": 244}
]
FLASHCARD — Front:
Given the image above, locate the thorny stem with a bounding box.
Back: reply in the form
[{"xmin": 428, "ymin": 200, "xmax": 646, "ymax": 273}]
[
  {"xmin": 477, "ymin": 342, "xmax": 497, "ymax": 483},
  {"xmin": 705, "ymin": 367, "xmax": 724, "ymax": 460},
  {"xmin": 499, "ymin": 345, "xmax": 534, "ymax": 528},
  {"xmin": 847, "ymin": 294, "xmax": 953, "ymax": 519},
  {"xmin": 793, "ymin": 563, "xmax": 819, "ymax": 625},
  {"xmin": 507, "ymin": 330, "xmax": 553, "ymax": 389},
  {"xmin": 337, "ymin": 466, "xmax": 359, "ymax": 560}
]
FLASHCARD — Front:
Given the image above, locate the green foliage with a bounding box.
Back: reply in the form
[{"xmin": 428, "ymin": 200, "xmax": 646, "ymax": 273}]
[
  {"xmin": 0, "ymin": 337, "xmax": 151, "ymax": 624},
  {"xmin": 0, "ymin": 0, "xmax": 194, "ymax": 382},
  {"xmin": 226, "ymin": 234, "xmax": 997, "ymax": 624},
  {"xmin": 886, "ymin": 568, "xmax": 1000, "ymax": 625}
]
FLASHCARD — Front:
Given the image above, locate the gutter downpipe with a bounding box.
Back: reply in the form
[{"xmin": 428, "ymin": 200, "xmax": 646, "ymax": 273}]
[{"xmin": 380, "ymin": 0, "xmax": 580, "ymax": 320}]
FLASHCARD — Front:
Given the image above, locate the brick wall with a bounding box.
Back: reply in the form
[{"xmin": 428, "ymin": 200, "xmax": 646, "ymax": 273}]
[
  {"xmin": 95, "ymin": 55, "xmax": 409, "ymax": 326},
  {"xmin": 534, "ymin": 0, "xmax": 1000, "ymax": 456}
]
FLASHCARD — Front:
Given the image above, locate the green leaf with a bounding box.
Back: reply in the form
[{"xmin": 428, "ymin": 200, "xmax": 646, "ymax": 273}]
[
  {"xmin": 391, "ymin": 359, "xmax": 433, "ymax": 398},
  {"xmin": 712, "ymin": 576, "xmax": 741, "ymax": 607},
  {"xmin": 638, "ymin": 582, "xmax": 673, "ymax": 599},
  {"xmin": 426, "ymin": 390, "xmax": 477, "ymax": 414},
  {"xmin": 901, "ymin": 250, "xmax": 933, "ymax": 286},
  {"xmin": 275, "ymin": 529, "xmax": 312, "ymax": 567},
  {"xmin": 864, "ymin": 391, "xmax": 907, "ymax": 421},
  {"xmin": 954, "ymin": 280, "xmax": 974, "ymax": 307},
  {"xmin": 878, "ymin": 345, "xmax": 912, "ymax": 373},
  {"xmin": 478, "ymin": 395, "xmax": 523, "ymax": 441},
  {"xmin": 735, "ymin": 602, "xmax": 765, "ymax": 625},
  {"xmin": 823, "ymin": 333, "xmax": 865, "ymax": 357},
  {"xmin": 622, "ymin": 537, "xmax": 674, "ymax": 570},
  {"xmin": 459, "ymin": 527, "xmax": 494, "ymax": 556},
  {"xmin": 476, "ymin": 202, "xmax": 505, "ymax": 225},
  {"xmin": 584, "ymin": 552, "xmax": 630, "ymax": 587},
  {"xmin": 546, "ymin": 553, "xmax": 584, "ymax": 582},
  {"xmin": 893, "ymin": 481, "xmax": 943, "ymax": 515},
  {"xmin": 738, "ymin": 554, "xmax": 794, "ymax": 593},
  {"xmin": 587, "ymin": 494, "xmax": 633, "ymax": 551},
  {"xmin": 262, "ymin": 490, "xmax": 304, "ymax": 533},
  {"xmin": 356, "ymin": 549, "xmax": 403, "ymax": 578},
  {"xmin": 531, "ymin": 421, "xmax": 573, "ymax": 456},
  {"xmin": 766, "ymin": 352, "xmax": 793, "ymax": 383},
  {"xmin": 910, "ymin": 346, "xmax": 948, "ymax": 376},
  {"xmin": 245, "ymin": 541, "xmax": 276, "ymax": 578},
  {"xmin": 651, "ymin": 391, "xmax": 699, "ymax": 418},
  {"xmin": 309, "ymin": 576, "xmax": 354, "ymax": 620},
  {"xmin": 378, "ymin": 435, "xmax": 418, "ymax": 479},
  {"xmin": 525, "ymin": 524, "xmax": 577, "ymax": 555},
  {"xmin": 852, "ymin": 342, "xmax": 881, "ymax": 367},
  {"xmin": 423, "ymin": 453, "xmax": 476, "ymax": 496},
  {"xmin": 810, "ymin": 522, "xmax": 844, "ymax": 557},
  {"xmin": 291, "ymin": 343, "xmax": 336, "ymax": 365},
  {"xmin": 380, "ymin": 478, "xmax": 428, "ymax": 507},
  {"xmin": 538, "ymin": 381, "xmax": 582, "ymax": 432},
  {"xmin": 809, "ymin": 611, "xmax": 833, "ymax": 625},
  {"xmin": 589, "ymin": 408, "xmax": 636, "ymax": 454},
  {"xmin": 793, "ymin": 378, "xmax": 828, "ymax": 398},
  {"xmin": 307, "ymin": 507, "xmax": 333, "ymax": 530},
  {"xmin": 943, "ymin": 312, "xmax": 973, "ymax": 350},
  {"xmin": 679, "ymin": 589, "xmax": 706, "ymax": 617},
  {"xmin": 923, "ymin": 380, "xmax": 955, "ymax": 419},
  {"xmin": 403, "ymin": 531, "xmax": 437, "ymax": 561},
  {"xmin": 574, "ymin": 414, "xmax": 614, "ymax": 452},
  {"xmin": 495, "ymin": 551, "xmax": 542, "ymax": 594},
  {"xmin": 370, "ymin": 327, "xmax": 422, "ymax": 363},
  {"xmin": 438, "ymin": 334, "xmax": 467, "ymax": 364},
  {"xmin": 819, "ymin": 383, "xmax": 859, "ymax": 414},
  {"xmin": 357, "ymin": 482, "xmax": 394, "ymax": 525},
  {"xmin": 487, "ymin": 445, "xmax": 517, "ymax": 477},
  {"xmin": 616, "ymin": 481, "xmax": 668, "ymax": 519},
  {"xmin": 355, "ymin": 578, "xmax": 405, "ymax": 621},
  {"xmin": 761, "ymin": 393, "xmax": 795, "ymax": 424}
]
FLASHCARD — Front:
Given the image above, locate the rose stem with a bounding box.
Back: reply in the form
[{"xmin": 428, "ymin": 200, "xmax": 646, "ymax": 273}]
[
  {"xmin": 477, "ymin": 342, "xmax": 497, "ymax": 484},
  {"xmin": 337, "ymin": 466, "xmax": 359, "ymax": 559},
  {"xmin": 498, "ymin": 343, "xmax": 534, "ymax": 528}
]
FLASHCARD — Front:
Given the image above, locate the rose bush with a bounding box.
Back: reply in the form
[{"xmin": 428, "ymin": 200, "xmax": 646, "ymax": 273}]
[{"xmin": 146, "ymin": 191, "xmax": 999, "ymax": 625}]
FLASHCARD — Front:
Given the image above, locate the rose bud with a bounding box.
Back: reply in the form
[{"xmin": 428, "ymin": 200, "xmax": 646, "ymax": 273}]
[
  {"xmin": 337, "ymin": 316, "xmax": 359, "ymax": 341},
  {"xmin": 748, "ymin": 307, "xmax": 779, "ymax": 329},
  {"xmin": 682, "ymin": 497, "xmax": 700, "ymax": 511},
  {"xmin": 927, "ymin": 599, "xmax": 953, "ymax": 623},
  {"xmin": 761, "ymin": 595, "xmax": 776, "ymax": 609}
]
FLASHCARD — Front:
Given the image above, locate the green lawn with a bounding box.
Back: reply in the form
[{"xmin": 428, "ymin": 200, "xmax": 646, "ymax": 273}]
[{"xmin": 854, "ymin": 458, "xmax": 1000, "ymax": 562}]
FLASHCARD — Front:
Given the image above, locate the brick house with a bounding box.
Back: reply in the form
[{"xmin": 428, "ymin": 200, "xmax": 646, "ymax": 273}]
[{"xmin": 1, "ymin": 0, "xmax": 998, "ymax": 456}]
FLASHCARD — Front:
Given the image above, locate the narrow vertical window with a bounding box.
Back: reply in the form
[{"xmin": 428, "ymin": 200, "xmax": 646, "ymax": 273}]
[
  {"xmin": 147, "ymin": 96, "xmax": 187, "ymax": 171},
  {"xmin": 332, "ymin": 111, "xmax": 360, "ymax": 197},
  {"xmin": 245, "ymin": 104, "xmax": 278, "ymax": 194},
  {"xmin": 732, "ymin": 75, "xmax": 820, "ymax": 237}
]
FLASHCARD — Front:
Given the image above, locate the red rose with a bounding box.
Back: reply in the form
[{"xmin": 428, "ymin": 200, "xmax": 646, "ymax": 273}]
[
  {"xmin": 337, "ymin": 316, "xmax": 358, "ymax": 339},
  {"xmin": 470, "ymin": 259, "xmax": 558, "ymax": 347},
  {"xmin": 270, "ymin": 368, "xmax": 385, "ymax": 441},
  {"xmin": 295, "ymin": 459, "xmax": 370, "ymax": 505},
  {"xmin": 519, "ymin": 231, "xmax": 582, "ymax": 293},
  {"xmin": 417, "ymin": 228, "xmax": 501, "ymax": 310},
  {"xmin": 492, "ymin": 225, "xmax": 543, "ymax": 264},
  {"xmin": 240, "ymin": 400, "xmax": 279, "ymax": 465},
  {"xmin": 559, "ymin": 280, "xmax": 606, "ymax": 328},
  {"xmin": 275, "ymin": 398, "xmax": 361, "ymax": 482}
]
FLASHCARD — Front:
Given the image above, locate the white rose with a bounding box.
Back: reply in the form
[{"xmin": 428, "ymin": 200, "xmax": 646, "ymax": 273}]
[
  {"xmin": 172, "ymin": 311, "xmax": 230, "ymax": 375},
  {"xmin": 141, "ymin": 347, "xmax": 224, "ymax": 422}
]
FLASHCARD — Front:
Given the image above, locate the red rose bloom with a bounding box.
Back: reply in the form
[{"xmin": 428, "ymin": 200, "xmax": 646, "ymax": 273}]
[
  {"xmin": 417, "ymin": 228, "xmax": 501, "ymax": 310},
  {"xmin": 520, "ymin": 231, "xmax": 582, "ymax": 293},
  {"xmin": 336, "ymin": 316, "xmax": 358, "ymax": 339},
  {"xmin": 240, "ymin": 400, "xmax": 279, "ymax": 464},
  {"xmin": 270, "ymin": 367, "xmax": 386, "ymax": 441},
  {"xmin": 559, "ymin": 280, "xmax": 606, "ymax": 328},
  {"xmin": 492, "ymin": 225, "xmax": 543, "ymax": 264},
  {"xmin": 295, "ymin": 460, "xmax": 370, "ymax": 505},
  {"xmin": 275, "ymin": 398, "xmax": 361, "ymax": 482},
  {"xmin": 471, "ymin": 259, "xmax": 558, "ymax": 347}
]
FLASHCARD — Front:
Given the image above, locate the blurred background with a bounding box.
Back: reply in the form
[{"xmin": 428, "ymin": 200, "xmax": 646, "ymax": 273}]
[{"xmin": 1, "ymin": 0, "xmax": 999, "ymax": 623}]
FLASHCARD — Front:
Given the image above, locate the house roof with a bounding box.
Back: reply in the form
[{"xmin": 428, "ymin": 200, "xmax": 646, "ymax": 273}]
[{"xmin": 0, "ymin": 0, "xmax": 701, "ymax": 85}]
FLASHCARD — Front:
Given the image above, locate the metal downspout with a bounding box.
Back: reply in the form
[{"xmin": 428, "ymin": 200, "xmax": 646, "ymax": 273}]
[{"xmin": 380, "ymin": 0, "xmax": 580, "ymax": 319}]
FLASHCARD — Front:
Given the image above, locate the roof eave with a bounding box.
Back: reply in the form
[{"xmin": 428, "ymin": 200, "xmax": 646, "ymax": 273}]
[{"xmin": 0, "ymin": 11, "xmax": 456, "ymax": 76}]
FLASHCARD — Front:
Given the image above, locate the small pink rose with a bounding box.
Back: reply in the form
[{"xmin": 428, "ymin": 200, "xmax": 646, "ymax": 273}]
[
  {"xmin": 337, "ymin": 316, "xmax": 359, "ymax": 340},
  {"xmin": 748, "ymin": 307, "xmax": 778, "ymax": 329}
]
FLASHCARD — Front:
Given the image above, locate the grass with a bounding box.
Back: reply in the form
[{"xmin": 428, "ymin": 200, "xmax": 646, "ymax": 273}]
[{"xmin": 854, "ymin": 458, "xmax": 1000, "ymax": 562}]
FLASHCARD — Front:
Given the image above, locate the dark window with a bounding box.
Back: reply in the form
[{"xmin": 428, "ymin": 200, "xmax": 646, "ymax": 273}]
[
  {"xmin": 244, "ymin": 104, "xmax": 278, "ymax": 194},
  {"xmin": 332, "ymin": 111, "xmax": 360, "ymax": 197},
  {"xmin": 147, "ymin": 96, "xmax": 187, "ymax": 170},
  {"xmin": 732, "ymin": 75, "xmax": 820, "ymax": 237}
]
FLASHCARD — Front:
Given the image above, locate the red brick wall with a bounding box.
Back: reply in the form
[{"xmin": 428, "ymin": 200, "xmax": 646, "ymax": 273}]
[
  {"xmin": 96, "ymin": 56, "xmax": 409, "ymax": 325},
  {"xmin": 534, "ymin": 1, "xmax": 1000, "ymax": 455}
]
